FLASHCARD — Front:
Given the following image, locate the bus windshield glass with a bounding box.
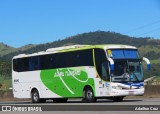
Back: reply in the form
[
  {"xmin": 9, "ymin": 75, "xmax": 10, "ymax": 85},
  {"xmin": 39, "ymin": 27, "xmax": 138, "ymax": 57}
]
[
  {"xmin": 107, "ymin": 49, "xmax": 139, "ymax": 59},
  {"xmin": 107, "ymin": 49, "xmax": 143, "ymax": 82}
]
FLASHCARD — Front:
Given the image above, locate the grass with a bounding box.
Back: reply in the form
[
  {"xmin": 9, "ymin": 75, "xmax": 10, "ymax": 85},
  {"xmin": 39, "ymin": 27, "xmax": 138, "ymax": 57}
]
[
  {"xmin": 153, "ymin": 76, "xmax": 160, "ymax": 81},
  {"xmin": 150, "ymin": 59, "xmax": 160, "ymax": 64},
  {"xmin": 0, "ymin": 76, "xmax": 12, "ymax": 91}
]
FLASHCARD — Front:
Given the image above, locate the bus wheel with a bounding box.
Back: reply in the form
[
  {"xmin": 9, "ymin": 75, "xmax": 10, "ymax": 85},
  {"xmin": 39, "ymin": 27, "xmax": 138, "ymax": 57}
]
[
  {"xmin": 53, "ymin": 98, "xmax": 68, "ymax": 103},
  {"xmin": 84, "ymin": 87, "xmax": 95, "ymax": 103},
  {"xmin": 31, "ymin": 89, "xmax": 41, "ymax": 103},
  {"xmin": 112, "ymin": 96, "xmax": 124, "ymax": 102}
]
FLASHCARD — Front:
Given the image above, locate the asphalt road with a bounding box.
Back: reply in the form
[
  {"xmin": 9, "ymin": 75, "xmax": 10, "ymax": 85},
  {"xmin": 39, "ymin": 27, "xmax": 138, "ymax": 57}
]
[
  {"xmin": 0, "ymin": 98, "xmax": 160, "ymax": 114},
  {"xmin": 0, "ymin": 98, "xmax": 160, "ymax": 105}
]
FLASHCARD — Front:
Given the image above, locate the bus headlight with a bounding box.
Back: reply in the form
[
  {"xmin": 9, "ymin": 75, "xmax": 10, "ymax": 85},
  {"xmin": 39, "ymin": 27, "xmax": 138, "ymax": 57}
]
[
  {"xmin": 139, "ymin": 86, "xmax": 144, "ymax": 89},
  {"xmin": 112, "ymin": 86, "xmax": 121, "ymax": 90}
]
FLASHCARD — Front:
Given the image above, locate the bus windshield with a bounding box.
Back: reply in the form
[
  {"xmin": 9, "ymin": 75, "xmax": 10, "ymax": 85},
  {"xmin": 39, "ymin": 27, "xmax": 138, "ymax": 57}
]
[
  {"xmin": 107, "ymin": 49, "xmax": 143, "ymax": 82},
  {"xmin": 111, "ymin": 59, "xmax": 143, "ymax": 82}
]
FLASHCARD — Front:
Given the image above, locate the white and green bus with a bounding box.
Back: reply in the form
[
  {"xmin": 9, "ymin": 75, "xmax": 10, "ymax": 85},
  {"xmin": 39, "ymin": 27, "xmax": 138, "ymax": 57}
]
[{"xmin": 12, "ymin": 45, "xmax": 150, "ymax": 103}]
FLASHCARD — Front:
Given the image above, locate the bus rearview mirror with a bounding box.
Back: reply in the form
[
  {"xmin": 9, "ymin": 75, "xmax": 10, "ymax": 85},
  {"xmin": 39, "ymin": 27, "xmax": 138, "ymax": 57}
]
[
  {"xmin": 143, "ymin": 57, "xmax": 151, "ymax": 70},
  {"xmin": 107, "ymin": 58, "xmax": 114, "ymax": 71}
]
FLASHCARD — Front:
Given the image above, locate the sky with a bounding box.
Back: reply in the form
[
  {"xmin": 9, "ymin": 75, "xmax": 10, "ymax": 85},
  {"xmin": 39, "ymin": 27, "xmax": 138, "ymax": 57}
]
[{"xmin": 0, "ymin": 0, "xmax": 160, "ymax": 48}]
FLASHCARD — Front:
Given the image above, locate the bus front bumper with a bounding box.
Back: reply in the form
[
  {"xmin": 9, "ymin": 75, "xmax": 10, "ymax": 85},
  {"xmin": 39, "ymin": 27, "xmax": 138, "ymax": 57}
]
[{"xmin": 110, "ymin": 88, "xmax": 145, "ymax": 96}]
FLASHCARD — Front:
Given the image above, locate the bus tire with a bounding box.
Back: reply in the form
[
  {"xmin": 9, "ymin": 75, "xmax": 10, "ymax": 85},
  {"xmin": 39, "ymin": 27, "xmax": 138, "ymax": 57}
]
[
  {"xmin": 31, "ymin": 89, "xmax": 41, "ymax": 103},
  {"xmin": 84, "ymin": 87, "xmax": 95, "ymax": 103},
  {"xmin": 112, "ymin": 96, "xmax": 124, "ymax": 102}
]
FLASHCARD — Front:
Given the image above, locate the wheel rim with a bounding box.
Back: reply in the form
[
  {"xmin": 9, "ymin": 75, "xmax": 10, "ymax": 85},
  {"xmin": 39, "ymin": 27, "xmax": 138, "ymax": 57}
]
[
  {"xmin": 33, "ymin": 92, "xmax": 39, "ymax": 102},
  {"xmin": 86, "ymin": 90, "xmax": 93, "ymax": 100}
]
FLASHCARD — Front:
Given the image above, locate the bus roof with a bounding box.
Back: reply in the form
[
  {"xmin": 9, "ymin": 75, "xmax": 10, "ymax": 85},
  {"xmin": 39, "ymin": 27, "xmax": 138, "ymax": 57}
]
[{"xmin": 13, "ymin": 44, "xmax": 137, "ymax": 59}]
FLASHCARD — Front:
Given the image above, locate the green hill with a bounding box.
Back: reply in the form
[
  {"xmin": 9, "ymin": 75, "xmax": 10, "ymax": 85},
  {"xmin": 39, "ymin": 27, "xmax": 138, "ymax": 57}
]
[
  {"xmin": 0, "ymin": 31, "xmax": 160, "ymax": 79},
  {"xmin": 1, "ymin": 31, "xmax": 160, "ymax": 61},
  {"xmin": 0, "ymin": 43, "xmax": 36, "ymax": 59},
  {"xmin": 0, "ymin": 42, "xmax": 17, "ymax": 57}
]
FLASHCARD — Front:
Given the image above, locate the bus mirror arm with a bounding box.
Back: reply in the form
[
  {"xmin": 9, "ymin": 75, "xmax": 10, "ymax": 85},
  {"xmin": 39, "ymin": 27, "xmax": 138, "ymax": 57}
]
[
  {"xmin": 143, "ymin": 57, "xmax": 151, "ymax": 70},
  {"xmin": 107, "ymin": 58, "xmax": 114, "ymax": 71}
]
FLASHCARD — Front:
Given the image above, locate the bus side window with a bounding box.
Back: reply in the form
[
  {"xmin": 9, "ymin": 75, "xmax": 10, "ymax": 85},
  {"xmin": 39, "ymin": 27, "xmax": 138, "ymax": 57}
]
[
  {"xmin": 94, "ymin": 49, "xmax": 109, "ymax": 81},
  {"xmin": 13, "ymin": 59, "xmax": 19, "ymax": 72},
  {"xmin": 51, "ymin": 49, "xmax": 93, "ymax": 69},
  {"xmin": 29, "ymin": 57, "xmax": 40, "ymax": 71}
]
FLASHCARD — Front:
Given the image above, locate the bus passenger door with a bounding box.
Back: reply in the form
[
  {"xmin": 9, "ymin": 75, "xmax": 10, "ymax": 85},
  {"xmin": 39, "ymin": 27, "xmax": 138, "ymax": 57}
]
[
  {"xmin": 94, "ymin": 49, "xmax": 110, "ymax": 96},
  {"xmin": 101, "ymin": 61, "xmax": 110, "ymax": 95}
]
